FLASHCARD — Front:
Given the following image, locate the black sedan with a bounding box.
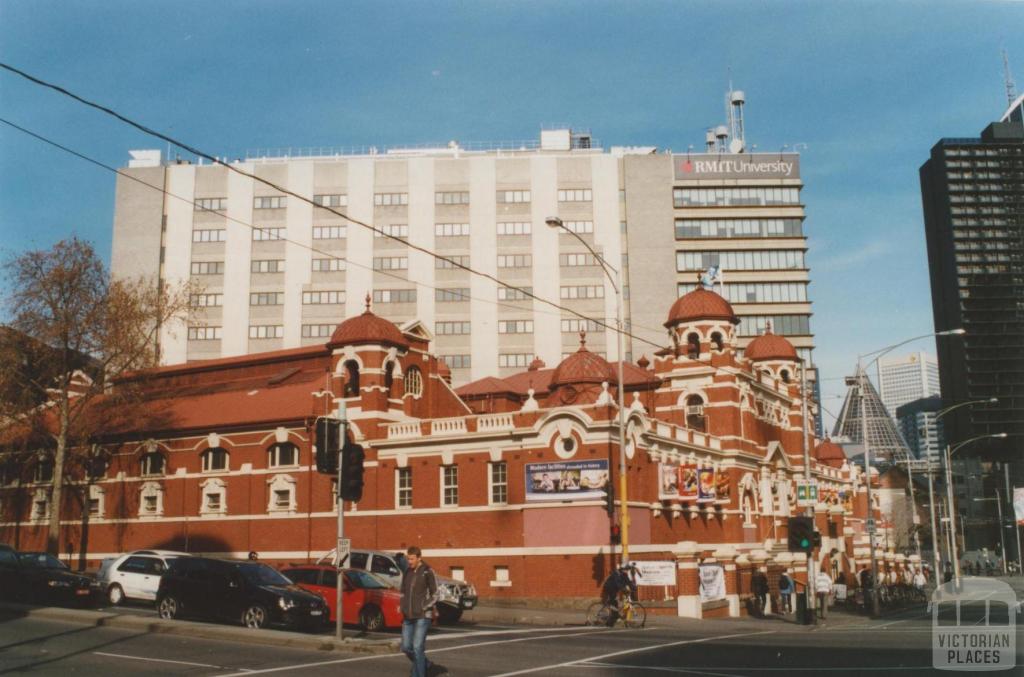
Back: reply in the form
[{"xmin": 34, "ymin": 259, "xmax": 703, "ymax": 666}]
[{"xmin": 16, "ymin": 551, "xmax": 95, "ymax": 606}]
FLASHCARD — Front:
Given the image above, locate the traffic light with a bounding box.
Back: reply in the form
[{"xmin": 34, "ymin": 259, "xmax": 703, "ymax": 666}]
[
  {"xmin": 340, "ymin": 439, "xmax": 365, "ymax": 502},
  {"xmin": 787, "ymin": 516, "xmax": 814, "ymax": 553},
  {"xmin": 605, "ymin": 485, "xmax": 615, "ymax": 516},
  {"xmin": 610, "ymin": 524, "xmax": 622, "ymax": 545},
  {"xmin": 812, "ymin": 531, "xmax": 822, "ymax": 549},
  {"xmin": 314, "ymin": 417, "xmax": 342, "ymax": 474}
]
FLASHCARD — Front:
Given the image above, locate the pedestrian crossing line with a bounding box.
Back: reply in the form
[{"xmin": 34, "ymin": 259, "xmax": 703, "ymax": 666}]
[
  {"xmin": 93, "ymin": 652, "xmax": 253, "ymax": 671},
  {"xmin": 576, "ymin": 663, "xmax": 936, "ymax": 673}
]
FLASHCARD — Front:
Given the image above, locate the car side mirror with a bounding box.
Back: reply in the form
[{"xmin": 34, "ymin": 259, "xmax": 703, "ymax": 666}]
[{"xmin": 389, "ymin": 567, "xmax": 400, "ymax": 576}]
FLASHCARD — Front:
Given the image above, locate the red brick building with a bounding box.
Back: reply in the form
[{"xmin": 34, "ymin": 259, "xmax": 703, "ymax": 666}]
[{"xmin": 0, "ymin": 288, "xmax": 896, "ymax": 617}]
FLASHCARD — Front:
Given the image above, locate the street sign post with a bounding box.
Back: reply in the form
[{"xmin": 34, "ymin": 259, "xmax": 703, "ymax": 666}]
[
  {"xmin": 796, "ymin": 481, "xmax": 818, "ymax": 507},
  {"xmin": 337, "ymin": 537, "xmax": 351, "ymax": 567},
  {"xmin": 866, "ymin": 517, "xmax": 877, "ymax": 533}
]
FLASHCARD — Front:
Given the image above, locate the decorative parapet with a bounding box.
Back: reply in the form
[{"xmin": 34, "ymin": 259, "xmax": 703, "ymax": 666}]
[
  {"xmin": 387, "ymin": 422, "xmax": 421, "ymax": 439},
  {"xmin": 477, "ymin": 413, "xmax": 514, "ymax": 433},
  {"xmin": 431, "ymin": 418, "xmax": 468, "ymax": 435}
]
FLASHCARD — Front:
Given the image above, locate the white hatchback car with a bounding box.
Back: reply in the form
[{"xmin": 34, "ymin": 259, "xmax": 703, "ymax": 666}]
[{"xmin": 97, "ymin": 550, "xmax": 189, "ymax": 605}]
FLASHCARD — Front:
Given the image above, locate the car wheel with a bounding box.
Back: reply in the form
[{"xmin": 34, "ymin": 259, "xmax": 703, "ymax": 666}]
[
  {"xmin": 242, "ymin": 604, "xmax": 268, "ymax": 629},
  {"xmin": 157, "ymin": 596, "xmax": 180, "ymax": 620},
  {"xmin": 437, "ymin": 605, "xmax": 463, "ymax": 624},
  {"xmin": 107, "ymin": 584, "xmax": 124, "ymax": 606},
  {"xmin": 359, "ymin": 604, "xmax": 385, "ymax": 631}
]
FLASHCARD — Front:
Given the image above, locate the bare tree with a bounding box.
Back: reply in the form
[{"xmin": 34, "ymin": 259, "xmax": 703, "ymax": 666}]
[{"xmin": 0, "ymin": 237, "xmax": 192, "ymax": 556}]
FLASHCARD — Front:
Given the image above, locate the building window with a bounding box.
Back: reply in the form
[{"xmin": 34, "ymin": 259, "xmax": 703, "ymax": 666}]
[
  {"xmin": 268, "ymin": 442, "xmax": 298, "ymax": 468},
  {"xmin": 560, "ymin": 285, "xmax": 604, "ymax": 300},
  {"xmin": 676, "ymin": 250, "xmax": 806, "ymax": 272},
  {"xmin": 191, "ymin": 261, "xmax": 225, "ymax": 275},
  {"xmin": 441, "ymin": 354, "xmax": 471, "ymax": 369},
  {"xmin": 140, "ymin": 452, "xmax": 165, "ymax": 477},
  {"xmin": 498, "ymin": 353, "xmax": 532, "ymax": 368},
  {"xmin": 498, "ymin": 286, "xmax": 532, "ymax": 301},
  {"xmin": 397, "ymin": 467, "xmax": 412, "ymax": 508},
  {"xmin": 436, "ymin": 191, "xmax": 470, "ymax": 205},
  {"xmin": 249, "ymin": 325, "xmax": 284, "ymax": 339},
  {"xmin": 139, "ymin": 481, "xmax": 164, "ymax": 517},
  {"xmin": 313, "ymin": 194, "xmax": 347, "ymax": 208},
  {"xmin": 200, "ymin": 478, "xmax": 227, "ymax": 515},
  {"xmin": 190, "ymin": 293, "xmax": 223, "ymax": 307},
  {"xmin": 561, "ymin": 319, "xmax": 600, "ymax": 333},
  {"xmin": 192, "ymin": 229, "xmax": 227, "ymax": 243},
  {"xmin": 435, "ymin": 321, "xmax": 471, "ymax": 335},
  {"xmin": 201, "ymin": 447, "xmax": 229, "ymax": 473},
  {"xmin": 302, "ymin": 324, "xmax": 334, "ymax": 338},
  {"xmin": 313, "ymin": 225, "xmax": 347, "ymax": 239},
  {"xmin": 404, "ymin": 367, "xmax": 423, "ymax": 397},
  {"xmin": 496, "ymin": 190, "xmax": 531, "ymax": 203},
  {"xmin": 497, "ymin": 254, "xmax": 532, "ymax": 268},
  {"xmin": 686, "ymin": 395, "xmax": 706, "ymax": 431},
  {"xmin": 498, "ymin": 320, "xmax": 533, "ymax": 334},
  {"xmin": 31, "ymin": 489, "xmax": 49, "ymax": 521},
  {"xmin": 188, "ymin": 326, "xmax": 222, "ymax": 341},
  {"xmin": 561, "ymin": 220, "xmax": 594, "ymax": 234},
  {"xmin": 302, "ymin": 290, "xmax": 345, "ymax": 305},
  {"xmin": 491, "ymin": 565, "xmax": 511, "ymax": 588},
  {"xmin": 375, "ymin": 223, "xmax": 409, "ymax": 239},
  {"xmin": 252, "ymin": 227, "xmax": 285, "ymax": 241},
  {"xmin": 674, "ymin": 218, "xmax": 803, "ymax": 239},
  {"xmin": 374, "ymin": 193, "xmax": 408, "ymax": 206},
  {"xmin": 558, "ymin": 189, "xmax": 592, "ymax": 202},
  {"xmin": 343, "ymin": 361, "xmax": 360, "ymax": 397},
  {"xmin": 194, "ymin": 197, "xmax": 227, "ymax": 211},
  {"xmin": 436, "ymin": 288, "xmax": 470, "ymax": 302},
  {"xmin": 88, "ymin": 485, "xmax": 104, "ymax": 518},
  {"xmin": 254, "ymin": 196, "xmax": 287, "ymax": 210},
  {"xmin": 686, "ymin": 333, "xmax": 700, "ymax": 359},
  {"xmin": 490, "ymin": 461, "xmax": 508, "ymax": 505},
  {"xmin": 373, "ymin": 257, "xmax": 408, "ymax": 271},
  {"xmin": 672, "ymin": 187, "xmax": 800, "ymax": 207},
  {"xmin": 373, "ymin": 289, "xmax": 416, "ymax": 304},
  {"xmin": 250, "ymin": 292, "xmax": 285, "ymax": 306},
  {"xmin": 266, "ymin": 474, "xmax": 297, "ymax": 513},
  {"xmin": 442, "ymin": 465, "xmax": 458, "ymax": 506},
  {"xmin": 251, "ymin": 259, "xmax": 285, "ymax": 273},
  {"xmin": 436, "ymin": 255, "xmax": 469, "ymax": 269},
  {"xmin": 497, "ymin": 222, "xmax": 531, "ymax": 236},
  {"xmin": 559, "ymin": 253, "xmax": 598, "ymax": 267},
  {"xmin": 34, "ymin": 457, "xmax": 54, "ymax": 483},
  {"xmin": 312, "ymin": 258, "xmax": 345, "ymax": 272},
  {"xmin": 435, "ymin": 223, "xmax": 470, "ymax": 237}
]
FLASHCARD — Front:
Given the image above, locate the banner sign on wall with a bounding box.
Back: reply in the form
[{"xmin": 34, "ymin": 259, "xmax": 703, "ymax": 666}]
[
  {"xmin": 524, "ymin": 460, "xmax": 609, "ymax": 502},
  {"xmin": 1014, "ymin": 487, "xmax": 1024, "ymax": 526},
  {"xmin": 697, "ymin": 467, "xmax": 717, "ymax": 503},
  {"xmin": 698, "ymin": 564, "xmax": 726, "ymax": 602},
  {"xmin": 628, "ymin": 560, "xmax": 676, "ymax": 586},
  {"xmin": 660, "ymin": 464, "xmax": 679, "ymax": 498},
  {"xmin": 680, "ymin": 465, "xmax": 699, "ymax": 500}
]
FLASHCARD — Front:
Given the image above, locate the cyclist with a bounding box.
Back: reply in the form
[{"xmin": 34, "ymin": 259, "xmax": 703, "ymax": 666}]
[{"xmin": 600, "ymin": 564, "xmax": 638, "ymax": 626}]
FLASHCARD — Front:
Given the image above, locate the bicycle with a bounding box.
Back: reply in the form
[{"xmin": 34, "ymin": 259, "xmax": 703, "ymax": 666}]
[{"xmin": 586, "ymin": 594, "xmax": 647, "ymax": 628}]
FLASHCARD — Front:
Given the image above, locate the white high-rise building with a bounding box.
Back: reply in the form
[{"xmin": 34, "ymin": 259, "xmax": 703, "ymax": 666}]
[{"xmin": 876, "ymin": 351, "xmax": 940, "ymax": 416}]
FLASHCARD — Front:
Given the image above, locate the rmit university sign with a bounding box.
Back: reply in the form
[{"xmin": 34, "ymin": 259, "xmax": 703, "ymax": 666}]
[{"xmin": 674, "ymin": 153, "xmax": 801, "ymax": 180}]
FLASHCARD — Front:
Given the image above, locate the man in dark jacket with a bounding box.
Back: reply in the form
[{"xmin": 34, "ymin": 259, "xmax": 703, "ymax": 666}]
[
  {"xmin": 751, "ymin": 570, "xmax": 769, "ymax": 617},
  {"xmin": 400, "ymin": 546, "xmax": 441, "ymax": 677}
]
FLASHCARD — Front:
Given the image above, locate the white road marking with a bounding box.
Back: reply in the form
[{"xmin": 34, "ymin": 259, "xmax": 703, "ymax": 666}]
[
  {"xmin": 93, "ymin": 651, "xmax": 253, "ymax": 671},
  {"xmin": 578, "ymin": 662, "xmax": 935, "ymax": 673},
  {"xmin": 488, "ymin": 630, "xmax": 776, "ymax": 677},
  {"xmin": 216, "ymin": 626, "xmax": 624, "ymax": 676},
  {"xmin": 430, "ymin": 625, "xmax": 604, "ymax": 641}
]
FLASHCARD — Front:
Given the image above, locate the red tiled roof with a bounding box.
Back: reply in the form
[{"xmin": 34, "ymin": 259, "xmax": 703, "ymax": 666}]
[
  {"xmin": 745, "ymin": 331, "xmax": 798, "ymax": 361},
  {"xmin": 815, "ymin": 438, "xmax": 847, "ymax": 468},
  {"xmin": 459, "ymin": 362, "xmax": 659, "ymax": 398},
  {"xmin": 455, "ymin": 376, "xmax": 520, "ymax": 397},
  {"xmin": 550, "ymin": 345, "xmax": 617, "ymax": 388},
  {"xmin": 329, "ymin": 310, "xmax": 409, "ymax": 350},
  {"xmin": 665, "ymin": 288, "xmax": 739, "ymax": 327}
]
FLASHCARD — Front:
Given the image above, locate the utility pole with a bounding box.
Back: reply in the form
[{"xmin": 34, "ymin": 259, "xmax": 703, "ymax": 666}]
[
  {"xmin": 800, "ymin": 361, "xmax": 816, "ymax": 620},
  {"xmin": 335, "ymin": 400, "xmax": 347, "ymax": 641}
]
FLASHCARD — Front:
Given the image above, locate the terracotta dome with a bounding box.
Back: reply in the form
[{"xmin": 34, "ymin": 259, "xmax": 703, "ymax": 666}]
[
  {"xmin": 328, "ymin": 295, "xmax": 409, "ymax": 349},
  {"xmin": 665, "ymin": 287, "xmax": 739, "ymax": 327},
  {"xmin": 814, "ymin": 438, "xmax": 846, "ymax": 468},
  {"xmin": 549, "ymin": 332, "xmax": 617, "ymax": 388},
  {"xmin": 745, "ymin": 329, "xmax": 798, "ymax": 362}
]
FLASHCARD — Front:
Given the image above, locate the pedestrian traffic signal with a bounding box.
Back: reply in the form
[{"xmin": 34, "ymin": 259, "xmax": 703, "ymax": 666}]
[
  {"xmin": 340, "ymin": 439, "xmax": 365, "ymax": 501},
  {"xmin": 787, "ymin": 516, "xmax": 814, "ymax": 553},
  {"xmin": 610, "ymin": 524, "xmax": 622, "ymax": 545},
  {"xmin": 605, "ymin": 486, "xmax": 615, "ymax": 516},
  {"xmin": 314, "ymin": 417, "xmax": 342, "ymax": 474}
]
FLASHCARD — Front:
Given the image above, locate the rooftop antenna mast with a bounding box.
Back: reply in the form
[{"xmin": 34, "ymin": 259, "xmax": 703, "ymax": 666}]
[
  {"xmin": 725, "ymin": 70, "xmax": 746, "ymax": 153},
  {"xmin": 1003, "ymin": 49, "xmax": 1017, "ymax": 107}
]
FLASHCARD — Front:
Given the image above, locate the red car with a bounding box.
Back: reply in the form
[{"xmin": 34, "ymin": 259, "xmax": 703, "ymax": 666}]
[{"xmin": 281, "ymin": 565, "xmax": 403, "ymax": 631}]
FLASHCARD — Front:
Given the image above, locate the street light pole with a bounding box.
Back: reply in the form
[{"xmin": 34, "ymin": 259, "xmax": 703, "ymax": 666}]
[
  {"xmin": 546, "ymin": 217, "xmax": 629, "ymax": 564},
  {"xmin": 974, "ymin": 490, "xmax": 1008, "ymax": 575},
  {"xmin": 945, "ymin": 432, "xmax": 1008, "ymax": 582}
]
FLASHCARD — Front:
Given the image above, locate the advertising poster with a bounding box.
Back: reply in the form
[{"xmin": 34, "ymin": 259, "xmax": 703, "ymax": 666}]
[
  {"xmin": 697, "ymin": 467, "xmax": 716, "ymax": 502},
  {"xmin": 629, "ymin": 560, "xmax": 676, "ymax": 586},
  {"xmin": 525, "ymin": 460, "xmax": 608, "ymax": 502},
  {"xmin": 659, "ymin": 464, "xmax": 679, "ymax": 499},
  {"xmin": 698, "ymin": 564, "xmax": 726, "ymax": 602},
  {"xmin": 679, "ymin": 465, "xmax": 699, "ymax": 500},
  {"xmin": 715, "ymin": 472, "xmax": 731, "ymax": 501},
  {"xmin": 1014, "ymin": 487, "xmax": 1024, "ymax": 526}
]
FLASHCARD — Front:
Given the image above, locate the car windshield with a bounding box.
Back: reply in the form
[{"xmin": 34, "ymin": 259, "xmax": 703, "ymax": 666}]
[
  {"xmin": 346, "ymin": 569, "xmax": 392, "ymax": 589},
  {"xmin": 19, "ymin": 553, "xmax": 68, "ymax": 569},
  {"xmin": 238, "ymin": 562, "xmax": 292, "ymax": 586}
]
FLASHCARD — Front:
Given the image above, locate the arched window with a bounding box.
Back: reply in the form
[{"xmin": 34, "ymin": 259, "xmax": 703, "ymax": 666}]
[
  {"xmin": 139, "ymin": 481, "xmax": 164, "ymax": 517},
  {"xmin": 141, "ymin": 452, "xmax": 166, "ymax": 477},
  {"xmin": 780, "ymin": 369, "xmax": 791, "ymax": 383},
  {"xmin": 34, "ymin": 455, "xmax": 54, "ymax": 484},
  {"xmin": 685, "ymin": 395, "xmax": 706, "ymax": 432},
  {"xmin": 200, "ymin": 477, "xmax": 227, "ymax": 515},
  {"xmin": 710, "ymin": 332, "xmax": 724, "ymax": 352},
  {"xmin": 87, "ymin": 454, "xmax": 109, "ymax": 480},
  {"xmin": 201, "ymin": 447, "xmax": 229, "ymax": 473},
  {"xmin": 384, "ymin": 361, "xmax": 395, "ymax": 395},
  {"xmin": 742, "ymin": 495, "xmax": 753, "ymax": 524},
  {"xmin": 404, "ymin": 366, "xmax": 423, "ymax": 397},
  {"xmin": 687, "ymin": 333, "xmax": 700, "ymax": 359},
  {"xmin": 267, "ymin": 474, "xmax": 297, "ymax": 513},
  {"xmin": 343, "ymin": 360, "xmax": 360, "ymax": 397},
  {"xmin": 268, "ymin": 442, "xmax": 298, "ymax": 468}
]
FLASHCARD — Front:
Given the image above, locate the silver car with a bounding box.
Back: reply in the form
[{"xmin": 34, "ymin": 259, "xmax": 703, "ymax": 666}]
[{"xmin": 97, "ymin": 550, "xmax": 188, "ymax": 605}]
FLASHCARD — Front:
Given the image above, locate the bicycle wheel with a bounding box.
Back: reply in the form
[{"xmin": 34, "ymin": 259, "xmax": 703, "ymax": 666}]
[
  {"xmin": 623, "ymin": 602, "xmax": 646, "ymax": 628},
  {"xmin": 586, "ymin": 601, "xmax": 609, "ymax": 626}
]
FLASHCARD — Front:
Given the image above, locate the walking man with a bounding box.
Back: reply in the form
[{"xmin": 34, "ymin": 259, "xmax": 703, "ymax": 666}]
[{"xmin": 400, "ymin": 546, "xmax": 443, "ymax": 677}]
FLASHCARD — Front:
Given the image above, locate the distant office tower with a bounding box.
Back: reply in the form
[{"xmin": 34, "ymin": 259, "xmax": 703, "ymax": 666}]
[
  {"xmin": 877, "ymin": 351, "xmax": 940, "ymax": 417},
  {"xmin": 919, "ymin": 95, "xmax": 1023, "ymax": 453},
  {"xmin": 111, "ymin": 92, "xmax": 816, "ymax": 385},
  {"xmin": 895, "ymin": 396, "xmax": 944, "ymax": 464}
]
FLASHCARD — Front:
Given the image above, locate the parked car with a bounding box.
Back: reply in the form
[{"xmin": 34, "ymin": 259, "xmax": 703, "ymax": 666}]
[
  {"xmin": 97, "ymin": 550, "xmax": 188, "ymax": 605},
  {"xmin": 340, "ymin": 549, "xmax": 477, "ymax": 624},
  {"xmin": 281, "ymin": 565, "xmax": 404, "ymax": 630},
  {"xmin": 0, "ymin": 543, "xmax": 22, "ymax": 602},
  {"xmin": 156, "ymin": 556, "xmax": 327, "ymax": 630},
  {"xmin": 14, "ymin": 551, "xmax": 94, "ymax": 606}
]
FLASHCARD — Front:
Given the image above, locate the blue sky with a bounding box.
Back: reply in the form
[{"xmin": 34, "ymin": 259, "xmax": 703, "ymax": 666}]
[{"xmin": 1, "ymin": 0, "xmax": 1020, "ymax": 426}]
